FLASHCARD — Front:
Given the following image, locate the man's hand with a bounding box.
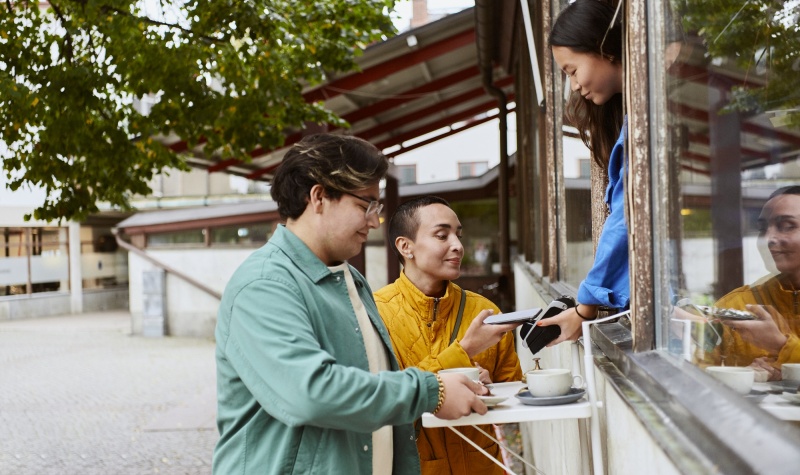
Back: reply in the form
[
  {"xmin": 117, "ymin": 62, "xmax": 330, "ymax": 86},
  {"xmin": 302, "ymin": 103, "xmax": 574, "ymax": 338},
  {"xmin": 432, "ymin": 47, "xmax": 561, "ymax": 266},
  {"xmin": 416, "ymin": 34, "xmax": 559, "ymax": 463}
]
[
  {"xmin": 460, "ymin": 310, "xmax": 520, "ymax": 358},
  {"xmin": 434, "ymin": 373, "xmax": 489, "ymax": 420},
  {"xmin": 749, "ymin": 357, "xmax": 781, "ymax": 382},
  {"xmin": 724, "ymin": 305, "xmax": 787, "ymax": 356}
]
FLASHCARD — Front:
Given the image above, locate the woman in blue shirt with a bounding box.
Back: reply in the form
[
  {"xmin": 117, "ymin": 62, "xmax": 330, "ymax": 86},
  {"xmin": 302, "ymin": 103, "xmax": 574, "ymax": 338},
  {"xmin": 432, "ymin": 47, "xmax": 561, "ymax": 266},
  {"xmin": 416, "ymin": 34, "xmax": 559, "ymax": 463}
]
[{"xmin": 537, "ymin": 0, "xmax": 630, "ymax": 343}]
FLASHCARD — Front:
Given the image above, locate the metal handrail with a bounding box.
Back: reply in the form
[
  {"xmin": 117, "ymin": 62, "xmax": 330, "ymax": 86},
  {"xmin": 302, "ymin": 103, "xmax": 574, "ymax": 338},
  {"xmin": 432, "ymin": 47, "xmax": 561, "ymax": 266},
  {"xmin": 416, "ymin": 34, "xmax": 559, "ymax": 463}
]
[{"xmin": 111, "ymin": 229, "xmax": 222, "ymax": 300}]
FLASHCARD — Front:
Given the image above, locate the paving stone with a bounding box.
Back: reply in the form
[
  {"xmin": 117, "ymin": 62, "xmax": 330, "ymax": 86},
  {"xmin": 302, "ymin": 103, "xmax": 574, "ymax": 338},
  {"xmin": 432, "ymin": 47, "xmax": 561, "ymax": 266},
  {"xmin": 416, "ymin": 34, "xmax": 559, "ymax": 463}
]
[{"xmin": 0, "ymin": 312, "xmax": 218, "ymax": 475}]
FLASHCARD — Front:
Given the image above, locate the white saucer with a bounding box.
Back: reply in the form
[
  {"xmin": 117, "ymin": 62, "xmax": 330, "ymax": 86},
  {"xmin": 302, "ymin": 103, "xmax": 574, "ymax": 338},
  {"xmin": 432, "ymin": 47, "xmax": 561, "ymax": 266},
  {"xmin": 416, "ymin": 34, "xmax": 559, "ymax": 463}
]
[
  {"xmin": 743, "ymin": 389, "xmax": 768, "ymax": 403},
  {"xmin": 516, "ymin": 387, "xmax": 586, "ymax": 406},
  {"xmin": 780, "ymin": 392, "xmax": 800, "ymax": 405},
  {"xmin": 766, "ymin": 380, "xmax": 800, "ymax": 394},
  {"xmin": 478, "ymin": 395, "xmax": 509, "ymax": 407}
]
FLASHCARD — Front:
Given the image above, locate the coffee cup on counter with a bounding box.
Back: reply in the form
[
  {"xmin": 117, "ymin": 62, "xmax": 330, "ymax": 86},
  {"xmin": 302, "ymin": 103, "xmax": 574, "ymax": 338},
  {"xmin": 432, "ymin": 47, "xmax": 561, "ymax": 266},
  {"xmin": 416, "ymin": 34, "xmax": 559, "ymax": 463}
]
[
  {"xmin": 705, "ymin": 366, "xmax": 754, "ymax": 395},
  {"xmin": 781, "ymin": 363, "xmax": 800, "ymax": 382},
  {"xmin": 525, "ymin": 368, "xmax": 584, "ymax": 397}
]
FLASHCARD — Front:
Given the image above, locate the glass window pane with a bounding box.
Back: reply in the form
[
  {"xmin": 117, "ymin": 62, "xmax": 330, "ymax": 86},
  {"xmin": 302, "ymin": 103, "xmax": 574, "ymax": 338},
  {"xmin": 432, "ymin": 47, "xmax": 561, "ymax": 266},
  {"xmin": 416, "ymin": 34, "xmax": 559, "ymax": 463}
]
[
  {"xmin": 661, "ymin": 1, "xmax": 800, "ymax": 382},
  {"xmin": 148, "ymin": 230, "xmax": 205, "ymax": 247},
  {"xmin": 82, "ymin": 229, "xmax": 128, "ymax": 289},
  {"xmin": 458, "ymin": 161, "xmax": 489, "ymax": 178},
  {"xmin": 397, "ymin": 165, "xmax": 417, "ymax": 185},
  {"xmin": 564, "ymin": 135, "xmax": 594, "ymax": 290},
  {"xmin": 451, "ymin": 200, "xmax": 500, "ymax": 276},
  {"xmin": 0, "ymin": 227, "xmax": 69, "ymax": 294},
  {"xmin": 211, "ymin": 223, "xmax": 272, "ymax": 246}
]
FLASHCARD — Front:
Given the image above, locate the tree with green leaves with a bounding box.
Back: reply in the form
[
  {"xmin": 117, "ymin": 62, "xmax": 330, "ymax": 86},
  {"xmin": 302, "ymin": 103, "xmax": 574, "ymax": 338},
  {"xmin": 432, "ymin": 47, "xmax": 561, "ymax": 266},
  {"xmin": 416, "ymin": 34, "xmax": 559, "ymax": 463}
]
[
  {"xmin": 675, "ymin": 0, "xmax": 800, "ymax": 126},
  {"xmin": 1, "ymin": 0, "xmax": 395, "ymax": 222}
]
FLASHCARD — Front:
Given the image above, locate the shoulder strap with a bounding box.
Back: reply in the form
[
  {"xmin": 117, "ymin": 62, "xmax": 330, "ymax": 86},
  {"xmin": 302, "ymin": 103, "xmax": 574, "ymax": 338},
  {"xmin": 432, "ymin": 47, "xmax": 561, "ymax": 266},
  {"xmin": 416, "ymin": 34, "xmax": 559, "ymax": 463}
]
[
  {"xmin": 449, "ymin": 288, "xmax": 467, "ymax": 345},
  {"xmin": 751, "ymin": 286, "xmax": 765, "ymax": 307}
]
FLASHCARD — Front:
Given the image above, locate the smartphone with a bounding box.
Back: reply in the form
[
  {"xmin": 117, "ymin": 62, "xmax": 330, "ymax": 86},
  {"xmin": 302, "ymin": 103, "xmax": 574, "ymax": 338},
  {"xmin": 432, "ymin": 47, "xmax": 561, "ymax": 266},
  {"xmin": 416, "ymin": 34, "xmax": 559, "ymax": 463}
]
[
  {"xmin": 519, "ymin": 296, "xmax": 576, "ymax": 355},
  {"xmin": 484, "ymin": 307, "xmax": 542, "ymax": 325}
]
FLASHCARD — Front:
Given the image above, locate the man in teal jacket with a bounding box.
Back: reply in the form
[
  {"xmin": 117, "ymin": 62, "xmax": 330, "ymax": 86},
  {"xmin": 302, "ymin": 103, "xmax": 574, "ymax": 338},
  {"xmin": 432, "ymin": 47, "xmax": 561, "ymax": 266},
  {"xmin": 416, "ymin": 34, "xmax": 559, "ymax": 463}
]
[{"xmin": 213, "ymin": 134, "xmax": 488, "ymax": 475}]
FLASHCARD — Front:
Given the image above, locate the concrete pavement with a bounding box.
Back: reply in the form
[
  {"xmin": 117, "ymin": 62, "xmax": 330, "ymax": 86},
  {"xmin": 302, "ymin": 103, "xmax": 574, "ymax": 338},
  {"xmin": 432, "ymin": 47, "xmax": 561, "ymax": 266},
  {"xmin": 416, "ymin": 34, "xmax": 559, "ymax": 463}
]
[{"xmin": 0, "ymin": 311, "xmax": 218, "ymax": 475}]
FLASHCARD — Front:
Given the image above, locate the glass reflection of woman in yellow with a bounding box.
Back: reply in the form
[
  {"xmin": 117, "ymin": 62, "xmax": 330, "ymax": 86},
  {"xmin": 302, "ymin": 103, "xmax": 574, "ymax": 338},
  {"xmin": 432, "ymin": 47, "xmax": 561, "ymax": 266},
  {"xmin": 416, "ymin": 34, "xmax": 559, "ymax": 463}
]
[{"xmin": 714, "ymin": 186, "xmax": 800, "ymax": 380}]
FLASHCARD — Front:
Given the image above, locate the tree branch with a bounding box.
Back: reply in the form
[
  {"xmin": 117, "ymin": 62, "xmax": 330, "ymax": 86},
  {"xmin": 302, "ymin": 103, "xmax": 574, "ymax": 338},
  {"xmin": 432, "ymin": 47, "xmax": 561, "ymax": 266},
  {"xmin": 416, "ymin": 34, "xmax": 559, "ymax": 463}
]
[
  {"xmin": 49, "ymin": 2, "xmax": 74, "ymax": 63},
  {"xmin": 100, "ymin": 5, "xmax": 226, "ymax": 44}
]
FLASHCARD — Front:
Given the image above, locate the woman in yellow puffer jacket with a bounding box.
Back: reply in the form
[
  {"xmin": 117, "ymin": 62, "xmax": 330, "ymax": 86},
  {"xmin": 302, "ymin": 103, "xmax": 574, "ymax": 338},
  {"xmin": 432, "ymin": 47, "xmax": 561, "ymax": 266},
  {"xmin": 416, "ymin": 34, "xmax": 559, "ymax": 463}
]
[
  {"xmin": 375, "ymin": 196, "xmax": 522, "ymax": 475},
  {"xmin": 709, "ymin": 186, "xmax": 800, "ymax": 378}
]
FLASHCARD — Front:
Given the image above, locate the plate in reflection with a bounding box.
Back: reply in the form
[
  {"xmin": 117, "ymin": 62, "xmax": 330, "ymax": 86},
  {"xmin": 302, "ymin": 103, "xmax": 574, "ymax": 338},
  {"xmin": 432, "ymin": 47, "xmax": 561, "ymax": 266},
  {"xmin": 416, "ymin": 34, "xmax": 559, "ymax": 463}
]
[{"xmin": 780, "ymin": 392, "xmax": 800, "ymax": 405}]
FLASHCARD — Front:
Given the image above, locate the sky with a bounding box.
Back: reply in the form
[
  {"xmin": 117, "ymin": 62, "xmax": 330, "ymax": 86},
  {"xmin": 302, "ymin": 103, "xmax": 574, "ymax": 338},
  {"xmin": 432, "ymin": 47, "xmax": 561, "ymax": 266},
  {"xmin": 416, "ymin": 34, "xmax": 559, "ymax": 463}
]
[
  {"xmin": 391, "ymin": 0, "xmax": 475, "ymax": 31},
  {"xmin": 386, "ymin": 0, "xmax": 590, "ymax": 183},
  {"xmin": 386, "ymin": 1, "xmax": 523, "ymax": 183}
]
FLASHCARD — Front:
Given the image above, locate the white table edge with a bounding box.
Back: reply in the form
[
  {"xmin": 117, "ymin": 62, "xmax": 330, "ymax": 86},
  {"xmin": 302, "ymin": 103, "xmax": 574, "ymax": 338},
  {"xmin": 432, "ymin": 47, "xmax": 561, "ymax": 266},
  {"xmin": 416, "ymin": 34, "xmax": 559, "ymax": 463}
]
[{"xmin": 421, "ymin": 381, "xmax": 593, "ymax": 428}]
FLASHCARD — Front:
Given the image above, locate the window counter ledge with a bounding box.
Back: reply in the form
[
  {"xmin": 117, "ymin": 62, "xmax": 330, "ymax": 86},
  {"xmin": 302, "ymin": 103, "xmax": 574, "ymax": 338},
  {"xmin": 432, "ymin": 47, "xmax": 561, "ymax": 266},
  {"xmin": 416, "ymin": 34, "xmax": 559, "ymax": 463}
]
[{"xmin": 591, "ymin": 321, "xmax": 800, "ymax": 474}]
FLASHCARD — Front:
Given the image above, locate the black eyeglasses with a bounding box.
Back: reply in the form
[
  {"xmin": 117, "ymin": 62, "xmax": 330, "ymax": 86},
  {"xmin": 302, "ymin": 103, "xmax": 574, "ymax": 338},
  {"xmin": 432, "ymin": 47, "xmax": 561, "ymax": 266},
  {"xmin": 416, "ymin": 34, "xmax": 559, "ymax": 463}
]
[{"xmin": 342, "ymin": 192, "xmax": 384, "ymax": 218}]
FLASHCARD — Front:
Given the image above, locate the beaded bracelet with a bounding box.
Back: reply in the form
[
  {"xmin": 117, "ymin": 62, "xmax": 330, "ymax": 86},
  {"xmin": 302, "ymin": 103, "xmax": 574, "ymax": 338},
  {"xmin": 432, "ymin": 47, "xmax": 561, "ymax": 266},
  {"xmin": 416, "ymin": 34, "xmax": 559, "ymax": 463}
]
[
  {"xmin": 432, "ymin": 374, "xmax": 446, "ymax": 414},
  {"xmin": 575, "ymin": 304, "xmax": 596, "ymax": 321}
]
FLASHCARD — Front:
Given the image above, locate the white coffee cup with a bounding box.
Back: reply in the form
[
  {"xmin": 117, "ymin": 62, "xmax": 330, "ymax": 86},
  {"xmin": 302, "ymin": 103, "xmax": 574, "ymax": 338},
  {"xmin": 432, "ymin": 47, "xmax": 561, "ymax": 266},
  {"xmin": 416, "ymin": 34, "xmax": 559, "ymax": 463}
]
[
  {"xmin": 781, "ymin": 363, "xmax": 800, "ymax": 381},
  {"xmin": 706, "ymin": 366, "xmax": 754, "ymax": 395},
  {"xmin": 526, "ymin": 368, "xmax": 584, "ymax": 397},
  {"xmin": 438, "ymin": 367, "xmax": 480, "ymax": 381}
]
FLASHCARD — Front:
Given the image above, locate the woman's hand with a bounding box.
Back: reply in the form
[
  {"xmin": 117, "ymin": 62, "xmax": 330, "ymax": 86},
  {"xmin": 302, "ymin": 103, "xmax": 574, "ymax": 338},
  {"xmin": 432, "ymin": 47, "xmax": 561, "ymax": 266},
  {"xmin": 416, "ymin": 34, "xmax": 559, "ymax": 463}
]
[
  {"xmin": 459, "ymin": 310, "xmax": 520, "ymax": 358},
  {"xmin": 536, "ymin": 304, "xmax": 597, "ymax": 346},
  {"xmin": 723, "ymin": 304, "xmax": 787, "ymax": 356}
]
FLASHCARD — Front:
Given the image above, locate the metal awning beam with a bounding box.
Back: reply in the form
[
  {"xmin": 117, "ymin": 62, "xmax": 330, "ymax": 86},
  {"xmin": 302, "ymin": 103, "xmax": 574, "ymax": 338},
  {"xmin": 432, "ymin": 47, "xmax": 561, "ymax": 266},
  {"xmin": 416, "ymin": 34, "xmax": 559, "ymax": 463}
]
[
  {"xmin": 357, "ymin": 76, "xmax": 513, "ymax": 140},
  {"xmin": 341, "ymin": 65, "xmax": 482, "ymax": 124},
  {"xmin": 374, "ymin": 92, "xmax": 516, "ymax": 151},
  {"xmin": 303, "ymin": 29, "xmax": 476, "ymax": 103},
  {"xmin": 387, "ymin": 104, "xmax": 517, "ymax": 158}
]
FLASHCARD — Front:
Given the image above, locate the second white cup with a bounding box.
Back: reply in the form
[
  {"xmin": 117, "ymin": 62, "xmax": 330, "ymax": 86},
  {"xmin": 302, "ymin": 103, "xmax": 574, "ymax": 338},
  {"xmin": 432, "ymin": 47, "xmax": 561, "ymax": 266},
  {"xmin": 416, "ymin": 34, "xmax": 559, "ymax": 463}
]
[
  {"xmin": 782, "ymin": 363, "xmax": 800, "ymax": 381},
  {"xmin": 526, "ymin": 368, "xmax": 584, "ymax": 397},
  {"xmin": 706, "ymin": 366, "xmax": 754, "ymax": 395},
  {"xmin": 438, "ymin": 367, "xmax": 480, "ymax": 381}
]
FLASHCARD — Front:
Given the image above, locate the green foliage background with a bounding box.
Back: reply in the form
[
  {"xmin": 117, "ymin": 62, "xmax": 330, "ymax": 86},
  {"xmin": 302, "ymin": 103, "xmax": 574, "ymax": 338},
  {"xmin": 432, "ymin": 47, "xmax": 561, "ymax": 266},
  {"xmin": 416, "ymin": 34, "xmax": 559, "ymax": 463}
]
[
  {"xmin": 674, "ymin": 0, "xmax": 800, "ymax": 124},
  {"xmin": 0, "ymin": 0, "xmax": 395, "ymax": 222}
]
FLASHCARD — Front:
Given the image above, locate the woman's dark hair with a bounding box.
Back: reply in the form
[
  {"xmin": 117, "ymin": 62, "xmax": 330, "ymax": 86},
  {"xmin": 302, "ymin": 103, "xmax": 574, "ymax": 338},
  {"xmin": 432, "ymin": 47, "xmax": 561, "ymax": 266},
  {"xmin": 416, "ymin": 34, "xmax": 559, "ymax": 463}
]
[
  {"xmin": 388, "ymin": 196, "xmax": 451, "ymax": 265},
  {"xmin": 270, "ymin": 133, "xmax": 388, "ymax": 220},
  {"xmin": 769, "ymin": 186, "xmax": 800, "ymax": 200},
  {"xmin": 549, "ymin": 0, "xmax": 624, "ymax": 169}
]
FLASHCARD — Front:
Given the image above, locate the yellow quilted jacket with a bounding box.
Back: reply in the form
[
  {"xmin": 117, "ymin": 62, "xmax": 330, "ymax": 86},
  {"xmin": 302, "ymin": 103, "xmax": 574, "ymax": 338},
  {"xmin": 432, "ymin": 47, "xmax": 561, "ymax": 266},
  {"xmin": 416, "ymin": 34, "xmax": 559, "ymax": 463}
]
[
  {"xmin": 375, "ymin": 272, "xmax": 522, "ymax": 475},
  {"xmin": 709, "ymin": 274, "xmax": 800, "ymax": 368}
]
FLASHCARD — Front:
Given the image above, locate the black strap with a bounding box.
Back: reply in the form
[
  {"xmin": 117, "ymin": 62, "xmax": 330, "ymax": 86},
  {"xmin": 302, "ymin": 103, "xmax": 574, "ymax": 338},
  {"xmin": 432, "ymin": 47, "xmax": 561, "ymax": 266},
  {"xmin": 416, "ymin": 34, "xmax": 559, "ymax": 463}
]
[{"xmin": 449, "ymin": 288, "xmax": 467, "ymax": 345}]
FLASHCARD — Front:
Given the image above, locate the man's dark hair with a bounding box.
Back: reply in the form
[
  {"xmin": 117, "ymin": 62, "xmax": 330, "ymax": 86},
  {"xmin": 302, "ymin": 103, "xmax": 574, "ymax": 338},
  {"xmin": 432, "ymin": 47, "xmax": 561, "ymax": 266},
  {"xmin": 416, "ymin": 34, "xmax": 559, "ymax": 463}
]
[
  {"xmin": 769, "ymin": 186, "xmax": 800, "ymax": 200},
  {"xmin": 388, "ymin": 196, "xmax": 451, "ymax": 265},
  {"xmin": 270, "ymin": 134, "xmax": 388, "ymax": 220}
]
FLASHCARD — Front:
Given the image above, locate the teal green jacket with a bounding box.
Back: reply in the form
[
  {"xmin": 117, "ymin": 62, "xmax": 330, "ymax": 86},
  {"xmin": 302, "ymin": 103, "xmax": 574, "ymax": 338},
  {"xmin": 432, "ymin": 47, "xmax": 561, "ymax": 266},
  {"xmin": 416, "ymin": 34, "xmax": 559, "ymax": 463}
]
[{"xmin": 213, "ymin": 225, "xmax": 439, "ymax": 474}]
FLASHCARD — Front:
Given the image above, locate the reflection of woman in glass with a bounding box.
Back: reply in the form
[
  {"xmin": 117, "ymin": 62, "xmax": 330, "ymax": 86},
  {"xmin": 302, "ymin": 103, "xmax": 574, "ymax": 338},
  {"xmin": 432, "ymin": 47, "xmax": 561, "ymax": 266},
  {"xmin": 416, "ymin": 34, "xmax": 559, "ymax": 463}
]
[
  {"xmin": 714, "ymin": 186, "xmax": 800, "ymax": 380},
  {"xmin": 537, "ymin": 0, "xmax": 629, "ymax": 342}
]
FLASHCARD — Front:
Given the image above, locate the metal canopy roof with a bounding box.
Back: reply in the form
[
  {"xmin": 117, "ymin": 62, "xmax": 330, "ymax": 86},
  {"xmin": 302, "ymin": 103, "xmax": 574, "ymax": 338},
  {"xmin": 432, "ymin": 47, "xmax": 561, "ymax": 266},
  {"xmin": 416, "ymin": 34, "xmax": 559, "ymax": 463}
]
[
  {"xmin": 667, "ymin": 40, "xmax": 800, "ymax": 176},
  {"xmin": 163, "ymin": 7, "xmax": 514, "ymax": 182}
]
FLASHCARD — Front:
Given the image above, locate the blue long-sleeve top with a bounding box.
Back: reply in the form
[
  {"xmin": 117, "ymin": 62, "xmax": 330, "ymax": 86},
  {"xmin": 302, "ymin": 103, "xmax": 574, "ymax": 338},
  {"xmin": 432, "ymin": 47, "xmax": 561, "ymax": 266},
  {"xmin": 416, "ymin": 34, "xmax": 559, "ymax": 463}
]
[{"xmin": 576, "ymin": 118, "xmax": 630, "ymax": 309}]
